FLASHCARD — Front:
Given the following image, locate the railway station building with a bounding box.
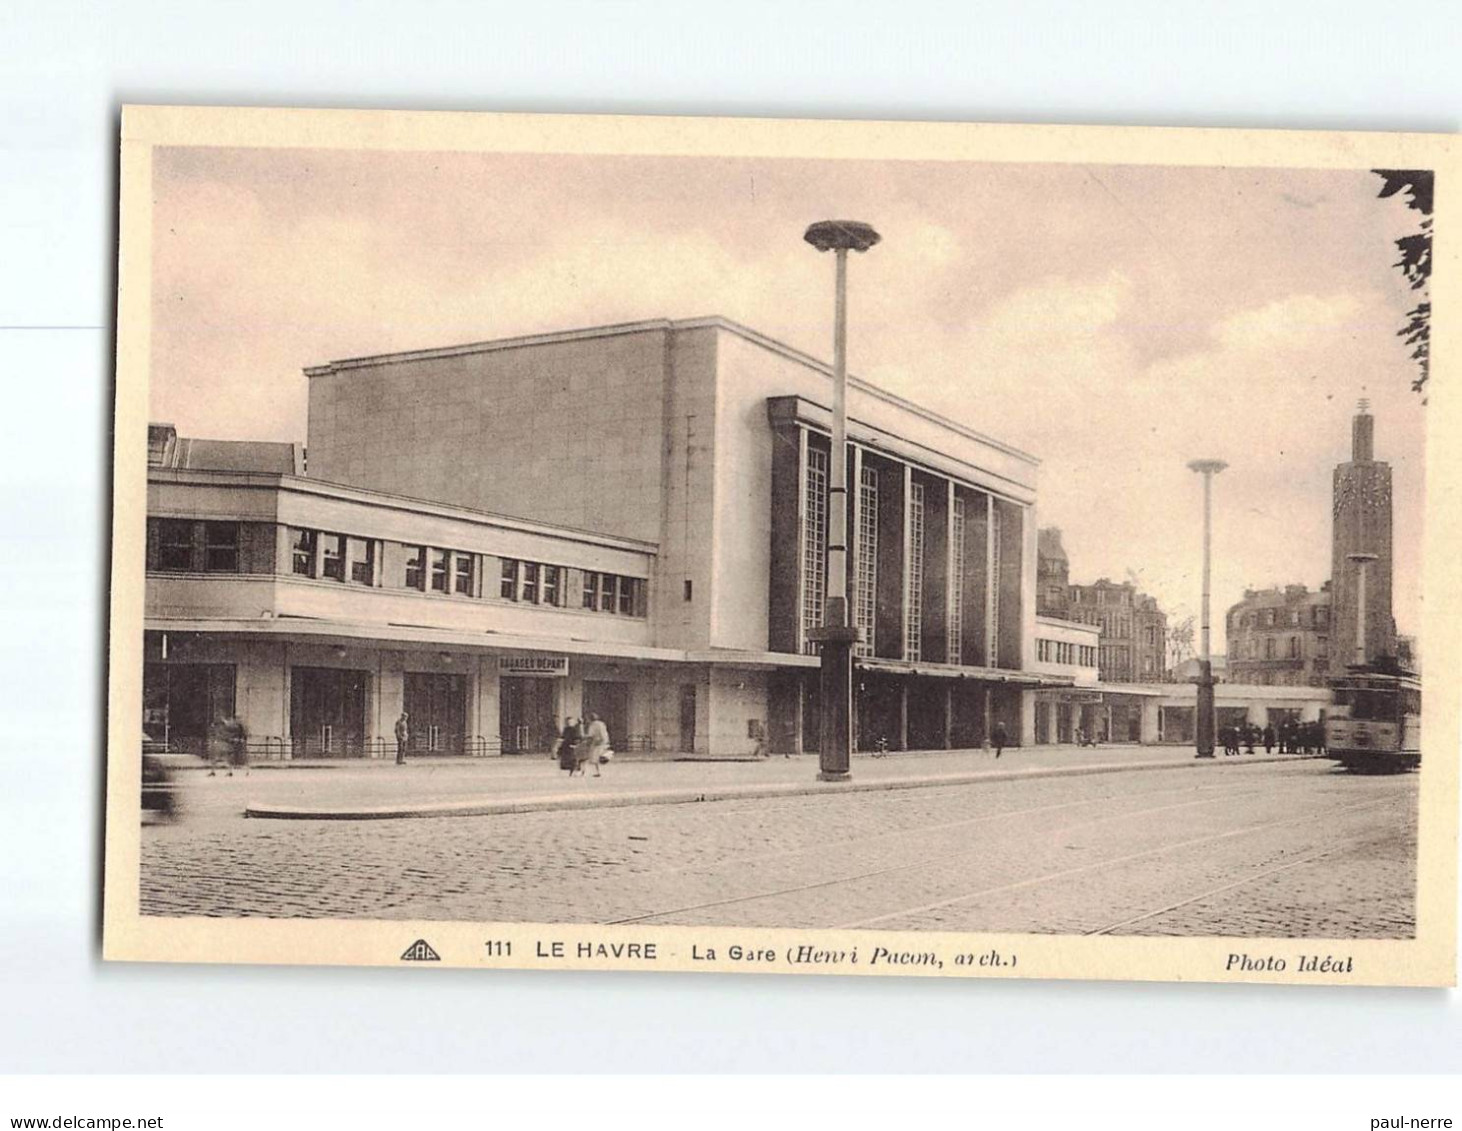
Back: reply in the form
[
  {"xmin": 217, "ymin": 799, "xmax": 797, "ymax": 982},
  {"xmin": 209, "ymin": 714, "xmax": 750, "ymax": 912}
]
[{"xmin": 142, "ymin": 317, "xmax": 1057, "ymax": 759}]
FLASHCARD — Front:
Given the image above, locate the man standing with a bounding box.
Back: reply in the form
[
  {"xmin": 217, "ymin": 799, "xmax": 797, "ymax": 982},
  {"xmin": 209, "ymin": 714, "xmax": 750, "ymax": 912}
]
[
  {"xmin": 394, "ymin": 711, "xmax": 410, "ymax": 765},
  {"xmin": 991, "ymin": 719, "xmax": 1009, "ymax": 759}
]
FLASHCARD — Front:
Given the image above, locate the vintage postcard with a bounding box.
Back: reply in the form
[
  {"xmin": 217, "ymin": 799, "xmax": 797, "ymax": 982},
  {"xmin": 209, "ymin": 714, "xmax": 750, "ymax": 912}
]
[{"xmin": 104, "ymin": 106, "xmax": 1460, "ymax": 985}]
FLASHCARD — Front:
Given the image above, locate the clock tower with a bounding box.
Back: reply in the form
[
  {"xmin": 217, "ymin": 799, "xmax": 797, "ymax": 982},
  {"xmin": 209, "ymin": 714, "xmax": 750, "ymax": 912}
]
[{"xmin": 1331, "ymin": 400, "xmax": 1395, "ymax": 669}]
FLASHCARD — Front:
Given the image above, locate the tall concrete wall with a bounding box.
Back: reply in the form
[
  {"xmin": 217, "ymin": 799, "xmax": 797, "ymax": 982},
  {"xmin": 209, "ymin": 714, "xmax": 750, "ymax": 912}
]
[{"xmin": 307, "ymin": 328, "xmax": 671, "ymax": 543}]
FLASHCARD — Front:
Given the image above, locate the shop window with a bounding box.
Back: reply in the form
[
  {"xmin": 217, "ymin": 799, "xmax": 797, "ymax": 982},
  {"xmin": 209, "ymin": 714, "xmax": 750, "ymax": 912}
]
[
  {"xmin": 155, "ymin": 518, "xmax": 195, "ymax": 572},
  {"xmin": 522, "ymin": 562, "xmax": 539, "ymax": 604},
  {"xmin": 543, "ymin": 565, "xmax": 561, "ymax": 607},
  {"xmin": 349, "ymin": 539, "xmax": 374, "ymax": 586},
  {"xmin": 454, "ymin": 553, "xmax": 474, "ymax": 596},
  {"xmin": 291, "ymin": 528, "xmax": 318, "ymax": 577},
  {"xmin": 429, "ymin": 548, "xmax": 449, "ymax": 593},
  {"xmin": 405, "ymin": 545, "xmax": 426, "ymax": 590},
  {"xmin": 500, "ymin": 558, "xmax": 519, "ymax": 600},
  {"xmin": 203, "ymin": 522, "xmax": 239, "ymax": 572},
  {"xmin": 321, "ymin": 534, "xmax": 346, "ymax": 582}
]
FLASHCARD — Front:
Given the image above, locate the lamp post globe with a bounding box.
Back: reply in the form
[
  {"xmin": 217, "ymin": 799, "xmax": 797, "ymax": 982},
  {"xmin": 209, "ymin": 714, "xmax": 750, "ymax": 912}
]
[{"xmin": 803, "ymin": 220, "xmax": 881, "ymax": 783}]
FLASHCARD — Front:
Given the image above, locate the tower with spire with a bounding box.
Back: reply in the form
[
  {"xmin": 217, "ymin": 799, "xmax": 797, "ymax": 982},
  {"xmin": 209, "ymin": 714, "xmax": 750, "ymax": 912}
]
[{"xmin": 1331, "ymin": 399, "xmax": 1396, "ymax": 668}]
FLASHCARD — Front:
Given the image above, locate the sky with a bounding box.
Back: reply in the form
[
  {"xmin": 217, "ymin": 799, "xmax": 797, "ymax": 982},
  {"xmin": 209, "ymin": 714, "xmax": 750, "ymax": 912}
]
[{"xmin": 148, "ymin": 147, "xmax": 1428, "ymax": 654}]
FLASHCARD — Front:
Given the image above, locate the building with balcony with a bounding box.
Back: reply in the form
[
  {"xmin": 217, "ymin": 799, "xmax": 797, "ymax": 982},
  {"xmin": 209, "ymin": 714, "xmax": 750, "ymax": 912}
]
[{"xmin": 142, "ymin": 316, "xmax": 1055, "ymax": 760}]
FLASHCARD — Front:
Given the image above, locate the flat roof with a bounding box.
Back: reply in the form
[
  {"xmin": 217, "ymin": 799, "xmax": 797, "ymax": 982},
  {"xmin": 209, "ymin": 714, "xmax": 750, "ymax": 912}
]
[{"xmin": 304, "ymin": 315, "xmax": 1040, "ymax": 467}]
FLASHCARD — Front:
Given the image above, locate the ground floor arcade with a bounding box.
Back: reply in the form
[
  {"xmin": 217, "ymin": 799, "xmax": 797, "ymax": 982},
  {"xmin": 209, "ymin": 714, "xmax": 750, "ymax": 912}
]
[
  {"xmin": 141, "ymin": 629, "xmax": 794, "ymax": 760},
  {"xmin": 141, "ymin": 628, "xmax": 1054, "ymax": 760}
]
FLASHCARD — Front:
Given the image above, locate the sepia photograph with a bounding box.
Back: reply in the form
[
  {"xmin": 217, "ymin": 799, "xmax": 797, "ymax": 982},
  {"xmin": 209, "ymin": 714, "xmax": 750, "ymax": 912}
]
[{"xmin": 103, "ymin": 107, "xmax": 1460, "ymax": 984}]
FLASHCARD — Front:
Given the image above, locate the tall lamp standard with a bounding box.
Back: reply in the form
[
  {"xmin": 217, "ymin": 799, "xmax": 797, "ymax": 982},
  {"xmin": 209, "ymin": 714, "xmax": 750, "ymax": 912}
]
[
  {"xmin": 1347, "ymin": 551, "xmax": 1379, "ymax": 668},
  {"xmin": 1187, "ymin": 459, "xmax": 1228, "ymax": 758},
  {"xmin": 804, "ymin": 220, "xmax": 881, "ymax": 782}
]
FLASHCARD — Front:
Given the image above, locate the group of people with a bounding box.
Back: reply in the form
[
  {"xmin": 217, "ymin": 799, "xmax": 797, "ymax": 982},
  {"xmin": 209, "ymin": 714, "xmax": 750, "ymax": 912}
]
[
  {"xmin": 554, "ymin": 713, "xmax": 612, "ymax": 777},
  {"xmin": 1219, "ymin": 720, "xmax": 1325, "ymax": 757}
]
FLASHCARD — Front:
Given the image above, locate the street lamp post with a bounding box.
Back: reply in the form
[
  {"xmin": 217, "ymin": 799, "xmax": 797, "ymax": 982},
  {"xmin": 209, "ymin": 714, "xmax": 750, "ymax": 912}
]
[
  {"xmin": 1347, "ymin": 551, "xmax": 1378, "ymax": 668},
  {"xmin": 804, "ymin": 220, "xmax": 881, "ymax": 782},
  {"xmin": 1187, "ymin": 459, "xmax": 1228, "ymax": 758}
]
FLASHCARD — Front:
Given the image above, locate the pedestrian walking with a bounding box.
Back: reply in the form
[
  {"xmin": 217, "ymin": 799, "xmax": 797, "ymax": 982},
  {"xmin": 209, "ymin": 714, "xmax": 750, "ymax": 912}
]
[
  {"xmin": 558, "ymin": 716, "xmax": 583, "ymax": 775},
  {"xmin": 1262, "ymin": 724, "xmax": 1275, "ymax": 754},
  {"xmin": 1244, "ymin": 724, "xmax": 1256, "ymax": 755},
  {"xmin": 222, "ymin": 714, "xmax": 249, "ymax": 775},
  {"xmin": 578, "ymin": 712, "xmax": 609, "ymax": 777},
  {"xmin": 991, "ymin": 720, "xmax": 1009, "ymax": 759},
  {"xmin": 394, "ymin": 711, "xmax": 410, "ymax": 765}
]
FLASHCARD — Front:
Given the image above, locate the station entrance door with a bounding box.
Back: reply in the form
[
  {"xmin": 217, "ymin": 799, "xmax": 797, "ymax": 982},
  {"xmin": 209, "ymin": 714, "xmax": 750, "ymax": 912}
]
[{"xmin": 500, "ymin": 676, "xmax": 556, "ymax": 755}]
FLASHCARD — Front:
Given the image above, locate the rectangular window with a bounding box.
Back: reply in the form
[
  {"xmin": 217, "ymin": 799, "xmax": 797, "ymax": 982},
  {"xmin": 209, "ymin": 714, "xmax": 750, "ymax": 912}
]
[
  {"xmin": 156, "ymin": 518, "xmax": 195, "ymax": 572},
  {"xmin": 1265, "ymin": 637, "xmax": 1276, "ymax": 659},
  {"xmin": 582, "ymin": 571, "xmax": 599, "ymax": 610},
  {"xmin": 1289, "ymin": 636, "xmax": 1300, "ymax": 659},
  {"xmin": 500, "ymin": 558, "xmax": 519, "ymax": 600},
  {"xmin": 454, "ymin": 553, "xmax": 474, "ymax": 596},
  {"xmin": 521, "ymin": 562, "xmax": 539, "ymax": 604},
  {"xmin": 601, "ymin": 573, "xmax": 619, "ymax": 615},
  {"xmin": 429, "ymin": 549, "xmax": 449, "ymax": 593},
  {"xmin": 292, "ymin": 528, "xmax": 318, "ymax": 578},
  {"xmin": 321, "ymin": 533, "xmax": 346, "ymax": 582},
  {"xmin": 404, "ymin": 545, "xmax": 426, "ymax": 590},
  {"xmin": 617, "ymin": 577, "xmax": 635, "ymax": 615},
  {"xmin": 203, "ymin": 522, "xmax": 239, "ymax": 572},
  {"xmin": 543, "ymin": 566, "xmax": 561, "ymax": 607},
  {"xmin": 905, "ymin": 481, "xmax": 925, "ymax": 661},
  {"xmin": 349, "ymin": 538, "xmax": 374, "ymax": 585},
  {"xmin": 856, "ymin": 465, "xmax": 879, "ymax": 658},
  {"xmin": 800, "ymin": 445, "xmax": 828, "ymax": 654}
]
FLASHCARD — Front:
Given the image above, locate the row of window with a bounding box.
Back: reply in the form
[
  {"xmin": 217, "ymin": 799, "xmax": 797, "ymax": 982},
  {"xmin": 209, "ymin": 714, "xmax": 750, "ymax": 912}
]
[
  {"xmin": 152, "ymin": 518, "xmax": 241, "ymax": 573},
  {"xmin": 1037, "ymin": 639, "xmax": 1096, "ymax": 667},
  {"xmin": 1242, "ymin": 634, "xmax": 1328, "ymax": 660},
  {"xmin": 1231, "ymin": 606, "xmax": 1330, "ymax": 630},
  {"xmin": 149, "ymin": 519, "xmax": 646, "ymax": 617}
]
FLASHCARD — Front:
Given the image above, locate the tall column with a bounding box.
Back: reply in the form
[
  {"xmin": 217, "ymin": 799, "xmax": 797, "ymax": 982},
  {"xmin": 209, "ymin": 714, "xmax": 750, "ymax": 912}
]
[
  {"xmin": 945, "ymin": 479, "xmax": 957, "ymax": 664},
  {"xmin": 984, "ymin": 494, "xmax": 997, "ymax": 667},
  {"xmin": 804, "ymin": 219, "xmax": 880, "ymax": 784},
  {"xmin": 899, "ymin": 680, "xmax": 909, "ymax": 751},
  {"xmin": 1188, "ymin": 459, "xmax": 1227, "ymax": 758}
]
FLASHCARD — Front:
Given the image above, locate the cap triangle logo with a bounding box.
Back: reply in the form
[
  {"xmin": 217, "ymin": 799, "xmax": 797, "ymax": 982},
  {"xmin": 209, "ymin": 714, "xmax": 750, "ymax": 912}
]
[{"xmin": 401, "ymin": 938, "xmax": 441, "ymax": 961}]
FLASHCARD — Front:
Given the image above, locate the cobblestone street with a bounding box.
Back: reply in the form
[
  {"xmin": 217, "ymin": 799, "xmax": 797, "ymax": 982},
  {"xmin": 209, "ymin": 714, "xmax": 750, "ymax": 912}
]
[{"xmin": 139, "ymin": 752, "xmax": 1418, "ymax": 938}]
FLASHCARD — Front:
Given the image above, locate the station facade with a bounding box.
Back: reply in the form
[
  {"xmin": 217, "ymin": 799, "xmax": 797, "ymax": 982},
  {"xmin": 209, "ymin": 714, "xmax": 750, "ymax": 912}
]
[{"xmin": 143, "ymin": 316, "xmax": 1054, "ymax": 758}]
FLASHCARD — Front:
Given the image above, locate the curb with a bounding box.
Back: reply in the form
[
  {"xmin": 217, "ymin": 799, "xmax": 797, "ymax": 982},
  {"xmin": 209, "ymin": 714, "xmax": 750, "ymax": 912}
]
[{"xmin": 244, "ymin": 753, "xmax": 1321, "ymax": 821}]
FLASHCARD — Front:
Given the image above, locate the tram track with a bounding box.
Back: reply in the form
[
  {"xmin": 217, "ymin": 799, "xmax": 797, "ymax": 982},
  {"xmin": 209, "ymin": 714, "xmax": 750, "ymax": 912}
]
[
  {"xmin": 605, "ymin": 773, "xmax": 1378, "ymax": 927},
  {"xmin": 838, "ymin": 794, "xmax": 1404, "ymax": 930},
  {"xmin": 1081, "ymin": 845, "xmax": 1341, "ymax": 936},
  {"xmin": 603, "ymin": 772, "xmax": 1300, "ymax": 885}
]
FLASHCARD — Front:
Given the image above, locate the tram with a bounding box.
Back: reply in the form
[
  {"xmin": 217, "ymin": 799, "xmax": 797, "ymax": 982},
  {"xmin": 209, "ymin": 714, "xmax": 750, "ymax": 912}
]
[{"xmin": 1324, "ymin": 664, "xmax": 1422, "ymax": 773}]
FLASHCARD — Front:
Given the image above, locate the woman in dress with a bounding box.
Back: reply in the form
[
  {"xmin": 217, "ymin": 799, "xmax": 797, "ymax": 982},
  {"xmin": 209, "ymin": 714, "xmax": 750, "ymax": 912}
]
[
  {"xmin": 558, "ymin": 716, "xmax": 583, "ymax": 775},
  {"xmin": 578, "ymin": 712, "xmax": 609, "ymax": 778}
]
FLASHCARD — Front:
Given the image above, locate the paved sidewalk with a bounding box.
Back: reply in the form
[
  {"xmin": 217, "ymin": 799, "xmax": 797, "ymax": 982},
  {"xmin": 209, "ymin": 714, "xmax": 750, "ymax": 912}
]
[{"xmin": 210, "ymin": 744, "xmax": 1318, "ymax": 821}]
